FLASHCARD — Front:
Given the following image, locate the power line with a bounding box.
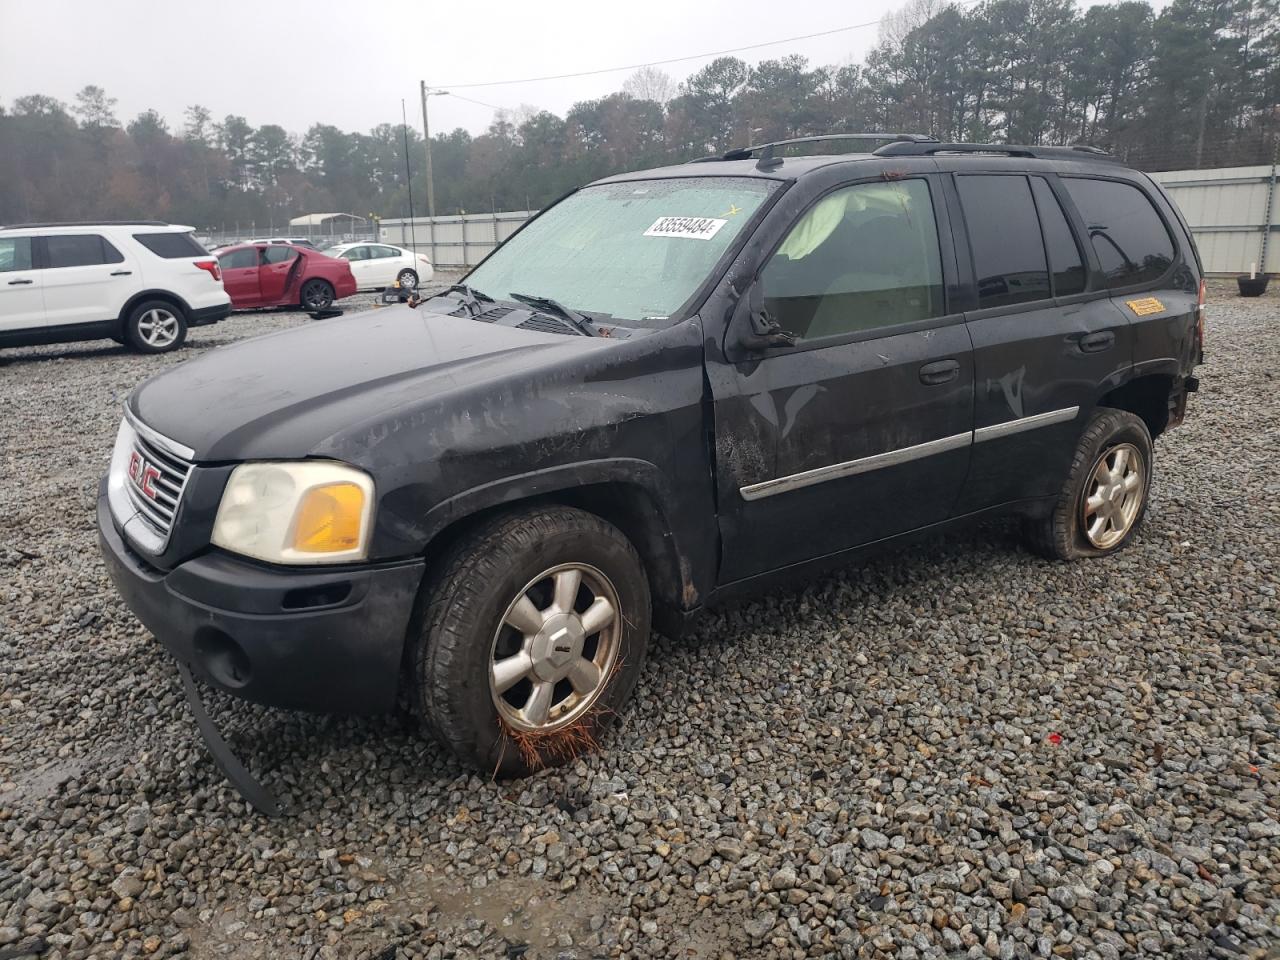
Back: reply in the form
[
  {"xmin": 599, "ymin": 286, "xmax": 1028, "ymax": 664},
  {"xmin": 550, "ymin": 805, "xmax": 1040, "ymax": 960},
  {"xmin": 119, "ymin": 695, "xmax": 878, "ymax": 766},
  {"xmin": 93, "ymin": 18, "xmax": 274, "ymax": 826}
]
[
  {"xmin": 437, "ymin": 15, "xmax": 918, "ymax": 90},
  {"xmin": 446, "ymin": 92, "xmax": 508, "ymax": 111}
]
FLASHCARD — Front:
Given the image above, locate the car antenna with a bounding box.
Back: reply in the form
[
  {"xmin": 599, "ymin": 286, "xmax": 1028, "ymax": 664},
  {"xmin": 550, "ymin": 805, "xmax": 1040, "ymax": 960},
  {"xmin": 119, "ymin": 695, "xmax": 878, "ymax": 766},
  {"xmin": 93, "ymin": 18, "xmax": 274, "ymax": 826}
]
[{"xmin": 401, "ymin": 99, "xmax": 418, "ymax": 260}]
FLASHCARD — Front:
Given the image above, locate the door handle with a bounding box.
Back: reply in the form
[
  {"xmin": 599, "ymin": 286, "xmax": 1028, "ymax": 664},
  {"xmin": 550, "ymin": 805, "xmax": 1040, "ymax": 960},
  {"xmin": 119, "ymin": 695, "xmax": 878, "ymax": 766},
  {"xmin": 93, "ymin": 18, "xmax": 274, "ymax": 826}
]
[
  {"xmin": 7, "ymin": 278, "xmax": 33, "ymax": 285},
  {"xmin": 1077, "ymin": 331, "xmax": 1115, "ymax": 353},
  {"xmin": 110, "ymin": 270, "xmax": 133, "ymax": 276},
  {"xmin": 919, "ymin": 358, "xmax": 960, "ymax": 385}
]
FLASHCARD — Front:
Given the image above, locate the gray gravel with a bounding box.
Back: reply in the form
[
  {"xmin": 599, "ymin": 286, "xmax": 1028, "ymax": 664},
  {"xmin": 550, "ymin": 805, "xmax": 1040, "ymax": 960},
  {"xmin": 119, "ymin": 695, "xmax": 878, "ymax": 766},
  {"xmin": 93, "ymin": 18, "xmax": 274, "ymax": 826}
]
[{"xmin": 1, "ymin": 284, "xmax": 1277, "ymax": 960}]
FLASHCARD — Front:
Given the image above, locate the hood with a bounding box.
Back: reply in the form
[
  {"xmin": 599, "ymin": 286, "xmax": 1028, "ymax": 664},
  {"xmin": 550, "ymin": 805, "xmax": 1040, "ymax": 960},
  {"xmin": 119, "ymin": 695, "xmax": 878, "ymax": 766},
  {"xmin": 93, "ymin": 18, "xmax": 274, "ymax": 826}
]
[{"xmin": 129, "ymin": 304, "xmax": 608, "ymax": 461}]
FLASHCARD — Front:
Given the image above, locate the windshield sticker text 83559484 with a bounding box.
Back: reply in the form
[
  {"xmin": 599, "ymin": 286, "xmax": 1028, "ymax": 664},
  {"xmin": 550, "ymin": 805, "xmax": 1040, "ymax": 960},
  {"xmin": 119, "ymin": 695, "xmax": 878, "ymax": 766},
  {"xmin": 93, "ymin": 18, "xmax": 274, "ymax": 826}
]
[{"xmin": 643, "ymin": 217, "xmax": 728, "ymax": 241}]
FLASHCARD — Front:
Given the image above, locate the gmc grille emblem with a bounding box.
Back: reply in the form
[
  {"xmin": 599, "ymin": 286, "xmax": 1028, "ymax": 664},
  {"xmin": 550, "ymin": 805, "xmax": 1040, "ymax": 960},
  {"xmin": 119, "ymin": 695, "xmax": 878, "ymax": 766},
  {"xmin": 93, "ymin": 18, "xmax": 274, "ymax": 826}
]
[{"xmin": 128, "ymin": 450, "xmax": 162, "ymax": 501}]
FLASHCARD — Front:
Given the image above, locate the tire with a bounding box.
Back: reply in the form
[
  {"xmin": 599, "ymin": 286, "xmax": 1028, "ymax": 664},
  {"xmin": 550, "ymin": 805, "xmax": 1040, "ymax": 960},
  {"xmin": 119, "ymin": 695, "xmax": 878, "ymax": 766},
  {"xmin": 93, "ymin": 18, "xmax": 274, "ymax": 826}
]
[
  {"xmin": 395, "ymin": 268, "xmax": 418, "ymax": 288},
  {"xmin": 412, "ymin": 506, "xmax": 651, "ymax": 777},
  {"xmin": 300, "ymin": 279, "xmax": 334, "ymax": 311},
  {"xmin": 1025, "ymin": 408, "xmax": 1153, "ymax": 561},
  {"xmin": 124, "ymin": 300, "xmax": 187, "ymax": 354}
]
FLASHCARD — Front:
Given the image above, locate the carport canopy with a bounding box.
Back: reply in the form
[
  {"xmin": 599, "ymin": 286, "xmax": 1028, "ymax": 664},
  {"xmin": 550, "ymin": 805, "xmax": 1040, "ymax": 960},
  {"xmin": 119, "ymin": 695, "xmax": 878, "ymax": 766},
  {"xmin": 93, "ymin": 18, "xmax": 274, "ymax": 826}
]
[{"xmin": 288, "ymin": 213, "xmax": 368, "ymax": 228}]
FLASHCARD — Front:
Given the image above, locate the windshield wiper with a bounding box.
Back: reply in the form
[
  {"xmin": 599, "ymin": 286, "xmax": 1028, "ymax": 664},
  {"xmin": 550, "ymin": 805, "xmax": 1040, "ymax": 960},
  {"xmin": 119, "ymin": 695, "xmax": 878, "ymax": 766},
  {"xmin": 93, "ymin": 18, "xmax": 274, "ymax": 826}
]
[
  {"xmin": 508, "ymin": 292, "xmax": 599, "ymax": 337},
  {"xmin": 445, "ymin": 283, "xmax": 494, "ymax": 316}
]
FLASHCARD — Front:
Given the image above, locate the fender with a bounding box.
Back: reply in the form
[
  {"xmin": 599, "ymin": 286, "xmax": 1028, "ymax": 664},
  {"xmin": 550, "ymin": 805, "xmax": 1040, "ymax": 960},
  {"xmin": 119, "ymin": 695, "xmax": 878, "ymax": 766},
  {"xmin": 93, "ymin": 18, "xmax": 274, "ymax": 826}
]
[{"xmin": 412, "ymin": 457, "xmax": 676, "ymax": 545}]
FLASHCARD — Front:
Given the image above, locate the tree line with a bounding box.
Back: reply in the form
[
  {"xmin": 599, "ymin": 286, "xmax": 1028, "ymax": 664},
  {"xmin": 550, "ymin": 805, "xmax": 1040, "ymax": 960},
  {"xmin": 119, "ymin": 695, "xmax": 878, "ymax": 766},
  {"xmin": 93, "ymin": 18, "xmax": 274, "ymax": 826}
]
[{"xmin": 1, "ymin": 0, "xmax": 1277, "ymax": 232}]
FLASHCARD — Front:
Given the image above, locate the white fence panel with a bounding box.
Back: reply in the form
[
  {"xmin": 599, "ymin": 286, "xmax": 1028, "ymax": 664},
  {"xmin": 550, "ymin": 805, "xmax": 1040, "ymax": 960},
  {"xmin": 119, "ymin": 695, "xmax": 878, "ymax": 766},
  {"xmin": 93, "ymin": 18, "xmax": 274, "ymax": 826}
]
[
  {"xmin": 1150, "ymin": 165, "xmax": 1279, "ymax": 275},
  {"xmin": 380, "ymin": 211, "xmax": 536, "ymax": 269}
]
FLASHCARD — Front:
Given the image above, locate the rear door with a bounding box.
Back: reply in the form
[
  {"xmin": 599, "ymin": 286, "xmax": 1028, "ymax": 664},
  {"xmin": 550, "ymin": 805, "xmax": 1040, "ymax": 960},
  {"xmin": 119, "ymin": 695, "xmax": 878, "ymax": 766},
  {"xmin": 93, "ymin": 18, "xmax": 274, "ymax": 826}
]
[
  {"xmin": 952, "ymin": 172, "xmax": 1131, "ymax": 514},
  {"xmin": 258, "ymin": 245, "xmax": 301, "ymax": 303},
  {"xmin": 38, "ymin": 233, "xmax": 136, "ymax": 327},
  {"xmin": 708, "ymin": 175, "xmax": 975, "ymax": 582},
  {"xmin": 1059, "ymin": 176, "xmax": 1198, "ymax": 382},
  {"xmin": 218, "ymin": 247, "xmax": 261, "ymax": 305},
  {"xmin": 0, "ymin": 235, "xmax": 45, "ymax": 332}
]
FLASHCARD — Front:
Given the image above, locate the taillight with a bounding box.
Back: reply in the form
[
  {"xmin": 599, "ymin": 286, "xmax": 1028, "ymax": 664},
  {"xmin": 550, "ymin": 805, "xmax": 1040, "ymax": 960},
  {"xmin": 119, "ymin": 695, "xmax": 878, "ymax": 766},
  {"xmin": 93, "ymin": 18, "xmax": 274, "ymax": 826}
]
[
  {"xmin": 1195, "ymin": 278, "xmax": 1206, "ymax": 359},
  {"xmin": 195, "ymin": 259, "xmax": 222, "ymax": 282}
]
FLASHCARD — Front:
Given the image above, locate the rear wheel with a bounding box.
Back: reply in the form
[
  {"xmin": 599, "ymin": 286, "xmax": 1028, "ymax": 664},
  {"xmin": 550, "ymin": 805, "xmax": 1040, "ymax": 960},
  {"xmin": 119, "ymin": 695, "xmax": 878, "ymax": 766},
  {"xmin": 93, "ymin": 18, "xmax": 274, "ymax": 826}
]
[
  {"xmin": 300, "ymin": 279, "xmax": 334, "ymax": 311},
  {"xmin": 396, "ymin": 268, "xmax": 418, "ymax": 288},
  {"xmin": 124, "ymin": 301, "xmax": 187, "ymax": 354},
  {"xmin": 412, "ymin": 506, "xmax": 651, "ymax": 777},
  {"xmin": 1025, "ymin": 408, "xmax": 1153, "ymax": 560}
]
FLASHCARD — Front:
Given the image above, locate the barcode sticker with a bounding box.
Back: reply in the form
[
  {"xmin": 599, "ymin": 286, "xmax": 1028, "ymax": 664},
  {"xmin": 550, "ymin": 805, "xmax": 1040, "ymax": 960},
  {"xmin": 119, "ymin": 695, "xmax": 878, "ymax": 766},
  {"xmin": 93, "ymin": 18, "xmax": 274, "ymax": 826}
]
[{"xmin": 643, "ymin": 217, "xmax": 728, "ymax": 241}]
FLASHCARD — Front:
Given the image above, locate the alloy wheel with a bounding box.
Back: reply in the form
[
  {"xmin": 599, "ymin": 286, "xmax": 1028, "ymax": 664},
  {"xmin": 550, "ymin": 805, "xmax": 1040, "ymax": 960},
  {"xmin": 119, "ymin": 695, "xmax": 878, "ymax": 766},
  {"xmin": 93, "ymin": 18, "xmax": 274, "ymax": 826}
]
[
  {"xmin": 136, "ymin": 308, "xmax": 180, "ymax": 348},
  {"xmin": 489, "ymin": 563, "xmax": 621, "ymax": 732},
  {"xmin": 302, "ymin": 281, "xmax": 332, "ymax": 310},
  {"xmin": 1081, "ymin": 442, "xmax": 1145, "ymax": 549}
]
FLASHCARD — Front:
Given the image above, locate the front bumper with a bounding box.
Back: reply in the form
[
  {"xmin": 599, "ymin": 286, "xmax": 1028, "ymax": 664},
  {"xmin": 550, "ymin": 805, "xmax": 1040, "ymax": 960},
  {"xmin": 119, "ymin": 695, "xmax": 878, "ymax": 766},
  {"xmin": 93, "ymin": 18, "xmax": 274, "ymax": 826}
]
[
  {"xmin": 98, "ymin": 480, "xmax": 424, "ymax": 714},
  {"xmin": 189, "ymin": 302, "xmax": 231, "ymax": 326}
]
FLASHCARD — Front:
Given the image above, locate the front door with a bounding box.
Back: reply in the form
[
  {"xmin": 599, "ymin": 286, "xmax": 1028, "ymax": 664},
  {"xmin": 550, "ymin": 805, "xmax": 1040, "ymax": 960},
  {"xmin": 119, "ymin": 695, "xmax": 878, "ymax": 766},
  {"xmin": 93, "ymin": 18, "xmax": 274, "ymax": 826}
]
[
  {"xmin": 218, "ymin": 248, "xmax": 261, "ymax": 306},
  {"xmin": 0, "ymin": 235, "xmax": 45, "ymax": 332},
  {"xmin": 708, "ymin": 176, "xmax": 975, "ymax": 583},
  {"xmin": 341, "ymin": 245, "xmax": 375, "ymax": 289}
]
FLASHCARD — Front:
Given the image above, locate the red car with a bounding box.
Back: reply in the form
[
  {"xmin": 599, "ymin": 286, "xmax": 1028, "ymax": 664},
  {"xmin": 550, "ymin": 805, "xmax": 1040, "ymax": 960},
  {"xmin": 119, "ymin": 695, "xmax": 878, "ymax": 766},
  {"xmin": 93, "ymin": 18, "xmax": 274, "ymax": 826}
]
[{"xmin": 215, "ymin": 243, "xmax": 357, "ymax": 311}]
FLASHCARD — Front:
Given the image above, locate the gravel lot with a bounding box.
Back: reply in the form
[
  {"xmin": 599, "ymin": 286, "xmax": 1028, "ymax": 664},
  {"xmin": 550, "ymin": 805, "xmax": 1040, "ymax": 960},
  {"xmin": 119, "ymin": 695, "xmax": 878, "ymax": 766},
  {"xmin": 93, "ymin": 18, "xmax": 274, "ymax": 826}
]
[{"xmin": 0, "ymin": 284, "xmax": 1277, "ymax": 960}]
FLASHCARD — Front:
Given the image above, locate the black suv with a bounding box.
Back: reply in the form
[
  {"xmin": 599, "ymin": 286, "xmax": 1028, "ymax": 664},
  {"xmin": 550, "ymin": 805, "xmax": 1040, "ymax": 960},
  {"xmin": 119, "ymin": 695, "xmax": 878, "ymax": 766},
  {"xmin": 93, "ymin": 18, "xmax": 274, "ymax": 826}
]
[{"xmin": 99, "ymin": 135, "xmax": 1204, "ymax": 779}]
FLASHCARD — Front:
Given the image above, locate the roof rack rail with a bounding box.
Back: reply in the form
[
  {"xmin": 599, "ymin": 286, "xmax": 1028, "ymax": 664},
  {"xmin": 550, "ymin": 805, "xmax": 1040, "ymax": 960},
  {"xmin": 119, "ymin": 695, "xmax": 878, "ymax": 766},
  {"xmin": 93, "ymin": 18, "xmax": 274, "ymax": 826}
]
[
  {"xmin": 691, "ymin": 133, "xmax": 938, "ymax": 168},
  {"xmin": 872, "ymin": 141, "xmax": 1121, "ymax": 163},
  {"xmin": 0, "ymin": 219, "xmax": 173, "ymax": 230}
]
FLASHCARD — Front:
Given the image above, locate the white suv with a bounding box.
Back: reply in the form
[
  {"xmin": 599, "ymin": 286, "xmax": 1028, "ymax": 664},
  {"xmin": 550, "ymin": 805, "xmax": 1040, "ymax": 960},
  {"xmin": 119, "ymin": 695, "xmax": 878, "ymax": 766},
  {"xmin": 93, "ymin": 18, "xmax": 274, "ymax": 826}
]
[{"xmin": 0, "ymin": 221, "xmax": 231, "ymax": 354}]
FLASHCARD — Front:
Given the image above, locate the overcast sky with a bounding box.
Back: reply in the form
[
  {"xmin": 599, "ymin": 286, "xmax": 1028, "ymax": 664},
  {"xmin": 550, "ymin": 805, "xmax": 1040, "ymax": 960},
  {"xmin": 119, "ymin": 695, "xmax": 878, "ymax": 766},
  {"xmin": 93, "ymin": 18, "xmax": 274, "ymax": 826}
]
[{"xmin": 1, "ymin": 0, "xmax": 1151, "ymax": 139}]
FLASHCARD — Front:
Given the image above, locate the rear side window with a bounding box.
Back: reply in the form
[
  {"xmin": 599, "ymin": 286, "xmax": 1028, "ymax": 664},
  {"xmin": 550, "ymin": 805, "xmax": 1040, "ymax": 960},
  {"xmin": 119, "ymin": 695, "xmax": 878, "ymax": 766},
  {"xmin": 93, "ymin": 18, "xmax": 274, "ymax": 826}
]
[
  {"xmin": 261, "ymin": 246, "xmax": 299, "ymax": 265},
  {"xmin": 957, "ymin": 175, "xmax": 1049, "ymax": 308},
  {"xmin": 133, "ymin": 232, "xmax": 208, "ymax": 258},
  {"xmin": 1030, "ymin": 178, "xmax": 1086, "ymax": 297},
  {"xmin": 1061, "ymin": 178, "xmax": 1175, "ymax": 289},
  {"xmin": 0, "ymin": 237, "xmax": 33, "ymax": 272},
  {"xmin": 45, "ymin": 234, "xmax": 125, "ymax": 268}
]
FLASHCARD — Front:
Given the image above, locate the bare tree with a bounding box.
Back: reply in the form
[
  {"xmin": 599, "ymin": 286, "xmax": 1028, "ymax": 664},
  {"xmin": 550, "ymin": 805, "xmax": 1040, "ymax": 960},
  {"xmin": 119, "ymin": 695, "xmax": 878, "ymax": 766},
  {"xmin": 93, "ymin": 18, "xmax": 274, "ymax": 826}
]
[{"xmin": 623, "ymin": 66, "xmax": 676, "ymax": 105}]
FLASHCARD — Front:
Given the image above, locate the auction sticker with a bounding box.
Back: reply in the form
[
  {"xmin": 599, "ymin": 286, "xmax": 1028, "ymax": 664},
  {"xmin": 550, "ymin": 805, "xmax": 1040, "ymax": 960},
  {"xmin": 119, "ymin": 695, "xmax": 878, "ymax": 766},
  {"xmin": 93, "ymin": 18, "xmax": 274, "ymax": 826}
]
[
  {"xmin": 644, "ymin": 216, "xmax": 728, "ymax": 240},
  {"xmin": 1125, "ymin": 296, "xmax": 1165, "ymax": 316}
]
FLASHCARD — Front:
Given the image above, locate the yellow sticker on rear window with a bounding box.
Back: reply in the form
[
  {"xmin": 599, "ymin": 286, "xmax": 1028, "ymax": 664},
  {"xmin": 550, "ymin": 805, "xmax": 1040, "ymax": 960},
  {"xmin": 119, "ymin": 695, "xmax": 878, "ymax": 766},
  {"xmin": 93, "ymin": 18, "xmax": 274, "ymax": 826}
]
[{"xmin": 1126, "ymin": 297, "xmax": 1165, "ymax": 316}]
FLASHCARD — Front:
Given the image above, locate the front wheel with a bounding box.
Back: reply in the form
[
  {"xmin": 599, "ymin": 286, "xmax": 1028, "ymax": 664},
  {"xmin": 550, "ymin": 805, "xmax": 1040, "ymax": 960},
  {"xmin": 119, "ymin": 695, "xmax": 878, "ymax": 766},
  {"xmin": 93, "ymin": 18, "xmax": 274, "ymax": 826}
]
[
  {"xmin": 412, "ymin": 506, "xmax": 651, "ymax": 777},
  {"xmin": 124, "ymin": 301, "xmax": 187, "ymax": 354},
  {"xmin": 300, "ymin": 279, "xmax": 334, "ymax": 311},
  {"xmin": 1025, "ymin": 408, "xmax": 1153, "ymax": 560}
]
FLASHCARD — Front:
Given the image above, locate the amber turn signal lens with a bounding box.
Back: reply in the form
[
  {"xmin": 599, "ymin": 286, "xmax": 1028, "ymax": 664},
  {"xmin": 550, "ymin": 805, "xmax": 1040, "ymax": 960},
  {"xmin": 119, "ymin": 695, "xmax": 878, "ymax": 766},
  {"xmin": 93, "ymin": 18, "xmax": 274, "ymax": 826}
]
[{"xmin": 291, "ymin": 482, "xmax": 366, "ymax": 553}]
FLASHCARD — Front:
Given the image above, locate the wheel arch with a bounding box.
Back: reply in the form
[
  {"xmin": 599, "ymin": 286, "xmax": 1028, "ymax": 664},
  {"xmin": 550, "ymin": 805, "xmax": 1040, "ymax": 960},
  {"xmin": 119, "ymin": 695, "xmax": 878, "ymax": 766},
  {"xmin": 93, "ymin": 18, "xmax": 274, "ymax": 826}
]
[
  {"xmin": 117, "ymin": 289, "xmax": 192, "ymax": 334},
  {"xmin": 1097, "ymin": 371, "xmax": 1176, "ymax": 441},
  {"xmin": 414, "ymin": 460, "xmax": 694, "ymax": 622}
]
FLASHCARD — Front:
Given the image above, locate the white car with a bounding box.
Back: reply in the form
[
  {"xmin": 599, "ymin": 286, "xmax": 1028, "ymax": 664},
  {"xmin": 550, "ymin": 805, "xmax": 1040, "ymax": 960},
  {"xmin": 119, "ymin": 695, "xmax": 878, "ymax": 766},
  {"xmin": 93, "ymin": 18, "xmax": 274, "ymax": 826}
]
[
  {"xmin": 0, "ymin": 221, "xmax": 230, "ymax": 354},
  {"xmin": 327, "ymin": 242, "xmax": 434, "ymax": 290}
]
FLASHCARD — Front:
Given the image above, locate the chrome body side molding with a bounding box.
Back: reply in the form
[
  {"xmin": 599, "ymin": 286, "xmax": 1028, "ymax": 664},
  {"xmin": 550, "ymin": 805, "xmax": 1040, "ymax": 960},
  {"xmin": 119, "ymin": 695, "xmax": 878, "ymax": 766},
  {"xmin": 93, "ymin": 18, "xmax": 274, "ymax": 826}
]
[{"xmin": 739, "ymin": 407, "xmax": 1080, "ymax": 501}]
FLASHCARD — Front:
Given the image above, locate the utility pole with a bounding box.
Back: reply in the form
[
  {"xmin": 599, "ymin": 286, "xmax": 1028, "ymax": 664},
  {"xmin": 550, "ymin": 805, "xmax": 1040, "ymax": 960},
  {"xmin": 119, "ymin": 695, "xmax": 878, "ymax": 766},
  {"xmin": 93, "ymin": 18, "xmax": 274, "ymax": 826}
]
[{"xmin": 420, "ymin": 82, "xmax": 448, "ymax": 219}]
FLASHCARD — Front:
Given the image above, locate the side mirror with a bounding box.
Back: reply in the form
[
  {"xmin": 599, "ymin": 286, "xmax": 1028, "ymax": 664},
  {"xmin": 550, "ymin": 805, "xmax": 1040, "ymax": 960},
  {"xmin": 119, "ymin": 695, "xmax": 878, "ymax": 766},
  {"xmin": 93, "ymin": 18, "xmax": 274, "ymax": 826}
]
[{"xmin": 733, "ymin": 282, "xmax": 797, "ymax": 352}]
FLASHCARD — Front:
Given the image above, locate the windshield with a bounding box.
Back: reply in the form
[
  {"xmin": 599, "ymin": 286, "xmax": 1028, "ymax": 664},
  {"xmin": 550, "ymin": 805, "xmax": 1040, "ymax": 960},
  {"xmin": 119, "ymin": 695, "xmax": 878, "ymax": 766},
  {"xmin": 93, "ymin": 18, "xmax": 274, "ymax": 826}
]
[{"xmin": 465, "ymin": 176, "xmax": 778, "ymax": 323}]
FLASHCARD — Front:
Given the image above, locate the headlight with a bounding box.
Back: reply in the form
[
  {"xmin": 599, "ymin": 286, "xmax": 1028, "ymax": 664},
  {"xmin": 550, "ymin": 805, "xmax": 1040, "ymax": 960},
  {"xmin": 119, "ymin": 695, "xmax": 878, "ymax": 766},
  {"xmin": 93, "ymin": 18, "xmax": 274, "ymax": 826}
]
[{"xmin": 211, "ymin": 461, "xmax": 375, "ymax": 564}]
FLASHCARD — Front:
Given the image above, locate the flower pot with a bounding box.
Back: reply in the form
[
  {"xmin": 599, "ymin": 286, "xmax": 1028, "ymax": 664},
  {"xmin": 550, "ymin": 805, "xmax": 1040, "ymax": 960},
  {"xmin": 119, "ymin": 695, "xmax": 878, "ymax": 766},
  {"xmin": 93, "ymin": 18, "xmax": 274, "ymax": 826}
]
[{"xmin": 1237, "ymin": 274, "xmax": 1270, "ymax": 297}]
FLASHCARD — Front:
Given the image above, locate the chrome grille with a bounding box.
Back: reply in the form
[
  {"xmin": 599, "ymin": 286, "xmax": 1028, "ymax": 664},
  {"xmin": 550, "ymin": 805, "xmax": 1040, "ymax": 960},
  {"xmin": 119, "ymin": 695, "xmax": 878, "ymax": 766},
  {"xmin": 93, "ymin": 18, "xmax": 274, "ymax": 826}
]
[{"xmin": 123, "ymin": 421, "xmax": 193, "ymax": 544}]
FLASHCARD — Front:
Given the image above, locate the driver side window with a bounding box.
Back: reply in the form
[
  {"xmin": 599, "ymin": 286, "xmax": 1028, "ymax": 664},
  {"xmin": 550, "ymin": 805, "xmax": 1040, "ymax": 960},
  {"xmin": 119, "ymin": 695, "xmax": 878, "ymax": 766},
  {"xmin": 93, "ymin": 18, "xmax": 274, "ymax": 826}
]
[{"xmin": 761, "ymin": 179, "xmax": 945, "ymax": 342}]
